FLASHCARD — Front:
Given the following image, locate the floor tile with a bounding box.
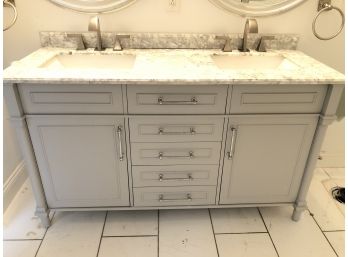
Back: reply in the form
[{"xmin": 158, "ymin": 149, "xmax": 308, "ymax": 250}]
[
  {"xmin": 325, "ymin": 231, "xmax": 345, "ymax": 257},
  {"xmin": 98, "ymin": 236, "xmax": 157, "ymax": 257},
  {"xmin": 36, "ymin": 211, "xmax": 106, "ymax": 257},
  {"xmin": 216, "ymin": 233, "xmax": 277, "ymax": 257},
  {"xmin": 210, "ymin": 208, "xmax": 266, "ymax": 233},
  {"xmin": 3, "ymin": 240, "xmax": 41, "ymax": 257},
  {"xmin": 103, "ymin": 210, "xmax": 158, "ymax": 236},
  {"xmin": 324, "ymin": 168, "xmax": 345, "ymax": 179},
  {"xmin": 307, "ymin": 170, "xmax": 345, "ymax": 231},
  {"xmin": 4, "ymin": 180, "xmax": 48, "ymax": 240},
  {"xmin": 159, "ymin": 209, "xmax": 218, "ymax": 257},
  {"xmin": 260, "ymin": 206, "xmax": 336, "ymax": 257}
]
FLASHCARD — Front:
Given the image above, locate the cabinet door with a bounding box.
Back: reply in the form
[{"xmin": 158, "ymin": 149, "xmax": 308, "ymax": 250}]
[
  {"xmin": 219, "ymin": 115, "xmax": 318, "ymax": 204},
  {"xmin": 27, "ymin": 115, "xmax": 129, "ymax": 208}
]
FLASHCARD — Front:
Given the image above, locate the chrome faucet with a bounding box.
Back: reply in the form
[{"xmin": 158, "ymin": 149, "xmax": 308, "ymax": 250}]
[
  {"xmin": 239, "ymin": 18, "xmax": 258, "ymax": 52},
  {"xmin": 88, "ymin": 16, "xmax": 103, "ymax": 51}
]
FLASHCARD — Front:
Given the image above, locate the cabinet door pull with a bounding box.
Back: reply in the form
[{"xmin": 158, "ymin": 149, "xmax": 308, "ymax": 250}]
[
  {"xmin": 158, "ymin": 127, "xmax": 196, "ymax": 135},
  {"xmin": 157, "ymin": 96, "xmax": 198, "ymax": 105},
  {"xmin": 159, "ymin": 173, "xmax": 193, "ymax": 182},
  {"xmin": 227, "ymin": 127, "xmax": 237, "ymax": 160},
  {"xmin": 117, "ymin": 126, "xmax": 124, "ymax": 161},
  {"xmin": 159, "ymin": 194, "xmax": 192, "ymax": 202},
  {"xmin": 158, "ymin": 151, "xmax": 194, "ymax": 160}
]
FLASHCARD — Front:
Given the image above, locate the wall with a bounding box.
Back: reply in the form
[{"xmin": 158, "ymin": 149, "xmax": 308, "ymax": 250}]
[{"xmin": 3, "ymin": 0, "xmax": 345, "ymax": 192}]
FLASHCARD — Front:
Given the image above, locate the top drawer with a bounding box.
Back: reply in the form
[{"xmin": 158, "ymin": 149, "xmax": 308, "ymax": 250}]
[
  {"xmin": 127, "ymin": 85, "xmax": 228, "ymax": 114},
  {"xmin": 230, "ymin": 85, "xmax": 327, "ymax": 114},
  {"xmin": 18, "ymin": 84, "xmax": 124, "ymax": 114}
]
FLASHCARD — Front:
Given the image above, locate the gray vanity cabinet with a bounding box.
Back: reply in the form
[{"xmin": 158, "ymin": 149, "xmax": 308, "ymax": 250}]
[
  {"xmin": 26, "ymin": 115, "xmax": 130, "ymax": 208},
  {"xmin": 219, "ymin": 115, "xmax": 318, "ymax": 204}
]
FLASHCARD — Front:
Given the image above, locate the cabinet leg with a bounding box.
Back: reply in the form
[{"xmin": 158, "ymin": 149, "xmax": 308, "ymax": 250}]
[
  {"xmin": 35, "ymin": 207, "xmax": 51, "ymax": 228},
  {"xmin": 292, "ymin": 203, "xmax": 306, "ymax": 222}
]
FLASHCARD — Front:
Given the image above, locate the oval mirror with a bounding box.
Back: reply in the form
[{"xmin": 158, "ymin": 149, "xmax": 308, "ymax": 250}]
[
  {"xmin": 209, "ymin": 0, "xmax": 306, "ymax": 16},
  {"xmin": 49, "ymin": 0, "xmax": 137, "ymax": 13}
]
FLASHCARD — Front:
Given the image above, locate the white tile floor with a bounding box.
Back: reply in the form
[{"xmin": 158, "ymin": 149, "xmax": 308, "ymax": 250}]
[{"xmin": 3, "ymin": 168, "xmax": 345, "ymax": 257}]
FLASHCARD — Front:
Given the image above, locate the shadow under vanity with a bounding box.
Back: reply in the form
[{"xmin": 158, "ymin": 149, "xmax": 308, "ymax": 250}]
[{"xmin": 3, "ymin": 32, "xmax": 344, "ymax": 227}]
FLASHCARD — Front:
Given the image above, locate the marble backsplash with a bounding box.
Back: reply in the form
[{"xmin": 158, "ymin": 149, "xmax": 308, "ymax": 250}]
[{"xmin": 40, "ymin": 32, "xmax": 299, "ymax": 50}]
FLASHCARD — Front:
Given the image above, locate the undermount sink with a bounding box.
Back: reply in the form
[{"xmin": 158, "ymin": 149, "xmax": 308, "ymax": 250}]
[
  {"xmin": 211, "ymin": 54, "xmax": 298, "ymax": 70},
  {"xmin": 40, "ymin": 54, "xmax": 136, "ymax": 69}
]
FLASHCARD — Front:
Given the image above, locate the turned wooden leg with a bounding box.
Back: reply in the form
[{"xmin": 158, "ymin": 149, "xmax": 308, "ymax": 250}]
[{"xmin": 292, "ymin": 202, "xmax": 307, "ymax": 221}]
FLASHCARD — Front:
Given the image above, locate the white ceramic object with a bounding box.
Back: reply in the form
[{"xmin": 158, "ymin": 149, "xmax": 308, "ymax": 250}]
[
  {"xmin": 211, "ymin": 54, "xmax": 298, "ymax": 70},
  {"xmin": 40, "ymin": 54, "xmax": 136, "ymax": 69}
]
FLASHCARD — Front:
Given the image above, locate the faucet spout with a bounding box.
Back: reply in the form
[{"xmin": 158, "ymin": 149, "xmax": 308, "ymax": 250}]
[
  {"xmin": 239, "ymin": 18, "xmax": 258, "ymax": 52},
  {"xmin": 88, "ymin": 16, "xmax": 103, "ymax": 51}
]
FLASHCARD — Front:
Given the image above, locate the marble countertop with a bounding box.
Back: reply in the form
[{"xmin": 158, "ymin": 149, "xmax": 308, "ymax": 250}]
[{"xmin": 3, "ymin": 48, "xmax": 345, "ymax": 85}]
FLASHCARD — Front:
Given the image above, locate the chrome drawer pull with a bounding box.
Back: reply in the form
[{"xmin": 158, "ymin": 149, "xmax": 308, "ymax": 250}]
[
  {"xmin": 158, "ymin": 151, "xmax": 194, "ymax": 160},
  {"xmin": 227, "ymin": 127, "xmax": 237, "ymax": 160},
  {"xmin": 157, "ymin": 96, "xmax": 198, "ymax": 105},
  {"xmin": 159, "ymin": 194, "xmax": 192, "ymax": 202},
  {"xmin": 159, "ymin": 173, "xmax": 193, "ymax": 182},
  {"xmin": 116, "ymin": 126, "xmax": 124, "ymax": 161},
  {"xmin": 158, "ymin": 127, "xmax": 196, "ymax": 135}
]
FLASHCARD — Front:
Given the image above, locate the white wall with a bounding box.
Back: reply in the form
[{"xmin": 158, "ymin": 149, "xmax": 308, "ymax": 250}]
[{"xmin": 3, "ymin": 0, "xmax": 345, "ymax": 185}]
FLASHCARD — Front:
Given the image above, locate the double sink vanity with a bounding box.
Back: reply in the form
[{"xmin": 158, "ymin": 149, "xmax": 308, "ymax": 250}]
[{"xmin": 4, "ymin": 28, "xmax": 344, "ymax": 227}]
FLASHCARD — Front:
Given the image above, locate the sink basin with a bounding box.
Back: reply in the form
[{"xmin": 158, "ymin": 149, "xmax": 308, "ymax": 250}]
[
  {"xmin": 40, "ymin": 54, "xmax": 136, "ymax": 69},
  {"xmin": 211, "ymin": 54, "xmax": 298, "ymax": 70}
]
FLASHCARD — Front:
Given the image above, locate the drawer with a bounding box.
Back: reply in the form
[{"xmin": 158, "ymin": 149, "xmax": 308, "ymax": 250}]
[
  {"xmin": 132, "ymin": 165, "xmax": 219, "ymax": 187},
  {"xmin": 131, "ymin": 142, "xmax": 221, "ymax": 165},
  {"xmin": 129, "ymin": 116, "xmax": 224, "ymax": 142},
  {"xmin": 127, "ymin": 85, "xmax": 228, "ymax": 114},
  {"xmin": 230, "ymin": 85, "xmax": 327, "ymax": 114},
  {"xmin": 133, "ymin": 186, "xmax": 216, "ymax": 206},
  {"xmin": 18, "ymin": 84, "xmax": 124, "ymax": 114}
]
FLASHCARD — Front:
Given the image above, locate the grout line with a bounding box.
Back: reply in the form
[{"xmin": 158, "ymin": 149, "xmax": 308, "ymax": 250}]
[
  {"xmin": 102, "ymin": 235, "xmax": 158, "ymax": 238},
  {"xmin": 322, "ymin": 230, "xmax": 345, "ymax": 233},
  {"xmin": 157, "ymin": 209, "xmax": 160, "ymax": 257},
  {"xmin": 34, "ymin": 211, "xmax": 56, "ymax": 257},
  {"xmin": 322, "ymin": 168, "xmax": 332, "ymax": 178},
  {"xmin": 96, "ymin": 211, "xmax": 108, "ymax": 257},
  {"xmin": 257, "ymin": 208, "xmax": 280, "ymax": 257},
  {"xmin": 208, "ymin": 209, "xmax": 220, "ymax": 257},
  {"xmin": 309, "ymin": 212, "xmax": 339, "ymax": 257},
  {"xmin": 215, "ymin": 231, "xmax": 269, "ymax": 235}
]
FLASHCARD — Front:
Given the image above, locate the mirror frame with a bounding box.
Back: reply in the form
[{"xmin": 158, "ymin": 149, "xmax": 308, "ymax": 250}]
[
  {"xmin": 209, "ymin": 0, "xmax": 307, "ymax": 16},
  {"xmin": 48, "ymin": 0, "xmax": 137, "ymax": 13}
]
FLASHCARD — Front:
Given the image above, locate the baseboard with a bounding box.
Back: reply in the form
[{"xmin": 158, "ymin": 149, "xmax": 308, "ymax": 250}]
[
  {"xmin": 316, "ymin": 154, "xmax": 345, "ymax": 168},
  {"xmin": 3, "ymin": 160, "xmax": 28, "ymax": 212}
]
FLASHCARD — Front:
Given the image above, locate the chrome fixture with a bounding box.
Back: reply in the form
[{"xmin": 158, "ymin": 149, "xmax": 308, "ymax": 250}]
[
  {"xmin": 67, "ymin": 33, "xmax": 86, "ymax": 50},
  {"xmin": 256, "ymin": 35, "xmax": 275, "ymax": 52},
  {"xmin": 114, "ymin": 34, "xmax": 131, "ymax": 51},
  {"xmin": 215, "ymin": 36, "xmax": 233, "ymax": 52},
  {"xmin": 312, "ymin": 0, "xmax": 344, "ymax": 40},
  {"xmin": 88, "ymin": 16, "xmax": 103, "ymax": 51},
  {"xmin": 239, "ymin": 18, "xmax": 258, "ymax": 52}
]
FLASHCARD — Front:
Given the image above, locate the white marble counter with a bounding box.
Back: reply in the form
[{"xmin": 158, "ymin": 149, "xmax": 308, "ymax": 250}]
[{"xmin": 3, "ymin": 48, "xmax": 345, "ymax": 85}]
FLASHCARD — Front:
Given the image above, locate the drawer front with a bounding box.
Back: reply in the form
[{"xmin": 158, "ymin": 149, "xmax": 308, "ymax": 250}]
[
  {"xmin": 129, "ymin": 116, "xmax": 224, "ymax": 142},
  {"xmin": 230, "ymin": 85, "xmax": 327, "ymax": 114},
  {"xmin": 131, "ymin": 142, "xmax": 221, "ymax": 165},
  {"xmin": 133, "ymin": 186, "xmax": 216, "ymax": 206},
  {"xmin": 132, "ymin": 165, "xmax": 219, "ymax": 187},
  {"xmin": 127, "ymin": 85, "xmax": 228, "ymax": 114},
  {"xmin": 18, "ymin": 84, "xmax": 124, "ymax": 114}
]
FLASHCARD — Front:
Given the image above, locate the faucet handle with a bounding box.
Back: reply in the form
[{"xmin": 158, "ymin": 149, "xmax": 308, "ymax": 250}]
[
  {"xmin": 215, "ymin": 36, "xmax": 233, "ymax": 52},
  {"xmin": 66, "ymin": 33, "xmax": 86, "ymax": 50},
  {"xmin": 114, "ymin": 34, "xmax": 131, "ymax": 51},
  {"xmin": 256, "ymin": 35, "xmax": 275, "ymax": 52}
]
